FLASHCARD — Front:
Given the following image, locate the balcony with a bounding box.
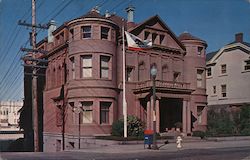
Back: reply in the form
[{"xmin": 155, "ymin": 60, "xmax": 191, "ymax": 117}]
[{"xmin": 135, "ymin": 80, "xmax": 190, "ymax": 90}]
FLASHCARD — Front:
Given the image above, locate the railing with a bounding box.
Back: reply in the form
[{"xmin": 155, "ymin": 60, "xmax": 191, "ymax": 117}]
[{"xmin": 135, "ymin": 80, "xmax": 190, "ymax": 90}]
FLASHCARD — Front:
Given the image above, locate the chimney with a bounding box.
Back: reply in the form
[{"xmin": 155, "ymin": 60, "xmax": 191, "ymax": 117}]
[
  {"xmin": 105, "ymin": 10, "xmax": 111, "ymax": 18},
  {"xmin": 48, "ymin": 20, "xmax": 57, "ymax": 43},
  {"xmin": 91, "ymin": 6, "xmax": 100, "ymax": 14},
  {"xmin": 235, "ymin": 33, "xmax": 243, "ymax": 43},
  {"xmin": 126, "ymin": 5, "xmax": 135, "ymax": 23}
]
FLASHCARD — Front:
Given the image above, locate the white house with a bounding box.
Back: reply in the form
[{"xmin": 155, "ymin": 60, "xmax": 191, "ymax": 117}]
[{"xmin": 206, "ymin": 33, "xmax": 250, "ymax": 108}]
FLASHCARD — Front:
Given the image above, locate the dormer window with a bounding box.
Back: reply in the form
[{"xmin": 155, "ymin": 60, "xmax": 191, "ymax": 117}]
[
  {"xmin": 101, "ymin": 26, "xmax": 110, "ymax": 40},
  {"xmin": 160, "ymin": 34, "xmax": 165, "ymax": 44},
  {"xmin": 152, "ymin": 33, "xmax": 157, "ymax": 44},
  {"xmin": 144, "ymin": 31, "xmax": 150, "ymax": 40},
  {"xmin": 82, "ymin": 26, "xmax": 91, "ymax": 38}
]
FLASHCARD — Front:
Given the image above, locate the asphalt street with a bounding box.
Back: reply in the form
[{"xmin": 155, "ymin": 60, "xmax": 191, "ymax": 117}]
[
  {"xmin": 1, "ymin": 140, "xmax": 250, "ymax": 160},
  {"xmin": 1, "ymin": 146, "xmax": 250, "ymax": 160}
]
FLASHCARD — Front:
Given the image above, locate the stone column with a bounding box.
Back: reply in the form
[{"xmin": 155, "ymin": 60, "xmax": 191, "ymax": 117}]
[{"xmin": 182, "ymin": 100, "xmax": 187, "ymax": 134}]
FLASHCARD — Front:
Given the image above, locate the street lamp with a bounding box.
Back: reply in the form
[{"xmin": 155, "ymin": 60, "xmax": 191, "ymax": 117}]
[{"xmin": 150, "ymin": 64, "xmax": 158, "ymax": 150}]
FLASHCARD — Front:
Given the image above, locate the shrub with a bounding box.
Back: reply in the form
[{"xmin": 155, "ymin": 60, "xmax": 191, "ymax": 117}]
[
  {"xmin": 207, "ymin": 108, "xmax": 234, "ymax": 136},
  {"xmin": 111, "ymin": 115, "xmax": 145, "ymax": 137}
]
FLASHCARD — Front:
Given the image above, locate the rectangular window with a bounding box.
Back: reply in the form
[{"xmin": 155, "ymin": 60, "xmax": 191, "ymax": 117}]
[
  {"xmin": 198, "ymin": 47, "xmax": 203, "ymax": 56},
  {"xmin": 197, "ymin": 69, "xmax": 203, "ymax": 88},
  {"xmin": 70, "ymin": 29, "xmax": 74, "ymax": 40},
  {"xmin": 101, "ymin": 26, "xmax": 110, "ymax": 40},
  {"xmin": 70, "ymin": 57, "xmax": 75, "ymax": 79},
  {"xmin": 100, "ymin": 102, "xmax": 111, "ymax": 124},
  {"xmin": 160, "ymin": 34, "xmax": 165, "ymax": 44},
  {"xmin": 144, "ymin": 31, "xmax": 150, "ymax": 40},
  {"xmin": 197, "ymin": 106, "xmax": 204, "ymax": 124},
  {"xmin": 213, "ymin": 86, "xmax": 216, "ymax": 94},
  {"xmin": 82, "ymin": 26, "xmax": 91, "ymax": 38},
  {"xmin": 221, "ymin": 64, "xmax": 227, "ymax": 74},
  {"xmin": 207, "ymin": 68, "xmax": 211, "ymax": 76},
  {"xmin": 221, "ymin": 84, "xmax": 227, "ymax": 97},
  {"xmin": 100, "ymin": 55, "xmax": 110, "ymax": 78},
  {"xmin": 173, "ymin": 72, "xmax": 180, "ymax": 82},
  {"xmin": 81, "ymin": 55, "xmax": 92, "ymax": 78},
  {"xmin": 152, "ymin": 33, "xmax": 157, "ymax": 44},
  {"xmin": 245, "ymin": 60, "xmax": 250, "ymax": 70},
  {"xmin": 81, "ymin": 101, "xmax": 93, "ymax": 124},
  {"xmin": 126, "ymin": 67, "xmax": 133, "ymax": 81}
]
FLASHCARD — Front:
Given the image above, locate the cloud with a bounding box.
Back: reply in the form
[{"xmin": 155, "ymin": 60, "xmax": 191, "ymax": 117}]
[{"xmin": 246, "ymin": 0, "xmax": 250, "ymax": 3}]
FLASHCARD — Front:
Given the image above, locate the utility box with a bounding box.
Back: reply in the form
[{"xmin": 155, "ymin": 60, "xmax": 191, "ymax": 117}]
[{"xmin": 144, "ymin": 130, "xmax": 153, "ymax": 149}]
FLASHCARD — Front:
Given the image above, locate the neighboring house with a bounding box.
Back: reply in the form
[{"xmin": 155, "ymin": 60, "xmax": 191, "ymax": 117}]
[
  {"xmin": 0, "ymin": 101, "xmax": 23, "ymax": 131},
  {"xmin": 206, "ymin": 33, "xmax": 250, "ymax": 109},
  {"xmin": 22, "ymin": 6, "xmax": 207, "ymax": 152}
]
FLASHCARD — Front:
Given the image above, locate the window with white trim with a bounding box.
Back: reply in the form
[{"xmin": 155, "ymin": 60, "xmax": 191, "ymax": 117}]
[
  {"xmin": 100, "ymin": 55, "xmax": 110, "ymax": 78},
  {"xmin": 81, "ymin": 55, "xmax": 92, "ymax": 78},
  {"xmin": 221, "ymin": 64, "xmax": 227, "ymax": 74},
  {"xmin": 207, "ymin": 67, "xmax": 211, "ymax": 76},
  {"xmin": 82, "ymin": 26, "xmax": 91, "ymax": 38},
  {"xmin": 213, "ymin": 86, "xmax": 216, "ymax": 94},
  {"xmin": 80, "ymin": 101, "xmax": 93, "ymax": 124},
  {"xmin": 221, "ymin": 84, "xmax": 227, "ymax": 97},
  {"xmin": 197, "ymin": 69, "xmax": 204, "ymax": 88},
  {"xmin": 70, "ymin": 57, "xmax": 75, "ymax": 79}
]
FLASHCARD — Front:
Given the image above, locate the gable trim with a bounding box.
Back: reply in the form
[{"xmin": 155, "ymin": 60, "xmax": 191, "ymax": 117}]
[{"xmin": 207, "ymin": 43, "xmax": 250, "ymax": 64}]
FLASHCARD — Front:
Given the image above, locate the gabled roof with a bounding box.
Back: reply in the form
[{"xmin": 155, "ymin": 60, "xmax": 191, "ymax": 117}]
[
  {"xmin": 207, "ymin": 42, "xmax": 250, "ymax": 64},
  {"xmin": 128, "ymin": 15, "xmax": 186, "ymax": 51}
]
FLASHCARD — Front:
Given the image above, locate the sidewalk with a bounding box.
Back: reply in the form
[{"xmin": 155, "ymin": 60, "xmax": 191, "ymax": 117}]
[{"xmin": 67, "ymin": 136, "xmax": 250, "ymax": 154}]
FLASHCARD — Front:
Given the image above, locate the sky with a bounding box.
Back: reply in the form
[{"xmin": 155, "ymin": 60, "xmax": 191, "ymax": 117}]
[{"xmin": 0, "ymin": 0, "xmax": 250, "ymax": 101}]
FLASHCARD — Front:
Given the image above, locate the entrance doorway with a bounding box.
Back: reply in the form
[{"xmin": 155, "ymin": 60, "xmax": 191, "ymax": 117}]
[{"xmin": 160, "ymin": 98, "xmax": 182, "ymax": 132}]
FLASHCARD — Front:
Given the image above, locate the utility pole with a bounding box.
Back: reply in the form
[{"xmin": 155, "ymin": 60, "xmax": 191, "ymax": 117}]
[
  {"xmin": 31, "ymin": 0, "xmax": 39, "ymax": 152},
  {"xmin": 19, "ymin": 0, "xmax": 48, "ymax": 152}
]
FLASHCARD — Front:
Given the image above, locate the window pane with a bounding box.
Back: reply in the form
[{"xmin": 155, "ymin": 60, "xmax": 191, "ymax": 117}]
[
  {"xmin": 82, "ymin": 111, "xmax": 92, "ymax": 123},
  {"xmin": 82, "ymin": 68, "xmax": 92, "ymax": 77},
  {"xmin": 197, "ymin": 80, "xmax": 202, "ymax": 87},
  {"xmin": 82, "ymin": 56, "xmax": 92, "ymax": 67},
  {"xmin": 101, "ymin": 69, "xmax": 109, "ymax": 78}
]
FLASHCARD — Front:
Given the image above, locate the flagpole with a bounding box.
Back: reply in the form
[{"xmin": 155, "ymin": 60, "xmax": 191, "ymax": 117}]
[{"xmin": 122, "ymin": 22, "xmax": 127, "ymax": 138}]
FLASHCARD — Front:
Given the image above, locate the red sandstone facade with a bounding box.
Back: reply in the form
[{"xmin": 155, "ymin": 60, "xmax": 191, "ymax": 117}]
[{"xmin": 32, "ymin": 8, "xmax": 207, "ymax": 151}]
